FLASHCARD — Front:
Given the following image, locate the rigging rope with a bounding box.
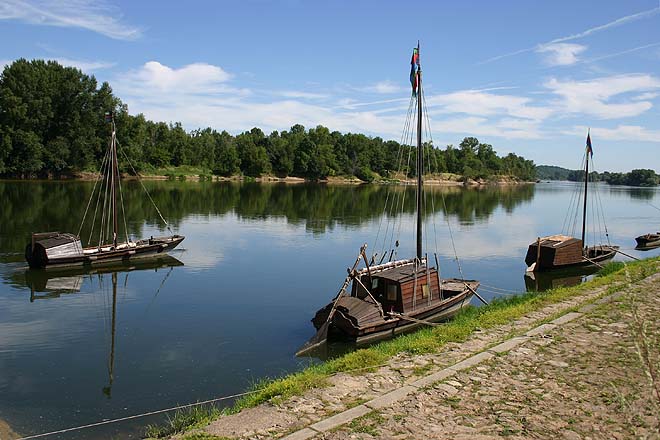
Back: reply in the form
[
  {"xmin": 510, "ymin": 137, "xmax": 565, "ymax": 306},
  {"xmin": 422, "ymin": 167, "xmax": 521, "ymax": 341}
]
[
  {"xmin": 116, "ymin": 143, "xmax": 131, "ymax": 245},
  {"xmin": 78, "ymin": 148, "xmax": 110, "ymax": 238},
  {"xmin": 87, "ymin": 146, "xmax": 111, "ymax": 246},
  {"xmin": 376, "ymin": 94, "xmax": 416, "ymax": 260},
  {"xmin": 117, "ymin": 142, "xmax": 173, "ymax": 234},
  {"xmin": 99, "ymin": 144, "xmax": 113, "ymax": 248},
  {"xmin": 422, "ymin": 89, "xmax": 442, "ymax": 269}
]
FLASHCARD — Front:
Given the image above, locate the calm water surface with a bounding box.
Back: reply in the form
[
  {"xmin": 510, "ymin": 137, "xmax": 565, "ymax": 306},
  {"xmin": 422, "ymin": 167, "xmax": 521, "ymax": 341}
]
[{"xmin": 0, "ymin": 180, "xmax": 659, "ymax": 438}]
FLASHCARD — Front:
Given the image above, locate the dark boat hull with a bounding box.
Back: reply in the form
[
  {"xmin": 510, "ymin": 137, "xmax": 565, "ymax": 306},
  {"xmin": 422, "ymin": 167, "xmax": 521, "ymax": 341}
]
[
  {"xmin": 635, "ymin": 233, "xmax": 660, "ymax": 249},
  {"xmin": 526, "ymin": 240, "xmax": 618, "ymax": 272},
  {"xmin": 25, "ymin": 235, "xmax": 185, "ymax": 269},
  {"xmin": 313, "ymin": 279, "xmax": 477, "ymax": 346}
]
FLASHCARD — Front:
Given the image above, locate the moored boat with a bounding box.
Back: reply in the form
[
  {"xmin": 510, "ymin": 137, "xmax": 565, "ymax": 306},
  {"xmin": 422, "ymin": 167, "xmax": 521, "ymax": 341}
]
[
  {"xmin": 525, "ymin": 132, "xmax": 618, "ymax": 272},
  {"xmin": 297, "ymin": 43, "xmax": 480, "ymax": 356},
  {"xmin": 25, "ymin": 111, "xmax": 184, "ymax": 269},
  {"xmin": 635, "ymin": 232, "xmax": 660, "ymax": 249}
]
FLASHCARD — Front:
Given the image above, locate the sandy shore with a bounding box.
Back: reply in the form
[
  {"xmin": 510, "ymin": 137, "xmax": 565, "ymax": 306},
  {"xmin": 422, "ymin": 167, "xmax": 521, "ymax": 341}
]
[{"xmin": 0, "ymin": 419, "xmax": 19, "ymax": 439}]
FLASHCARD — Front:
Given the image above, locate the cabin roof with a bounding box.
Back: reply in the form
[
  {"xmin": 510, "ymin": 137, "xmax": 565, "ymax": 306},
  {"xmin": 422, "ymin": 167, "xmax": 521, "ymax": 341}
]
[
  {"xmin": 371, "ymin": 264, "xmax": 434, "ymax": 283},
  {"xmin": 35, "ymin": 233, "xmax": 81, "ymax": 249},
  {"xmin": 538, "ymin": 234, "xmax": 582, "ymax": 249}
]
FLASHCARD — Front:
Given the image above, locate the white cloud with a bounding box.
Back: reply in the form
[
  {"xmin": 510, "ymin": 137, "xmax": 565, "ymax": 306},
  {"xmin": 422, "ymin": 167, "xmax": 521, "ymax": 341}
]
[
  {"xmin": 114, "ymin": 61, "xmax": 409, "ymax": 136},
  {"xmin": 273, "ymin": 90, "xmax": 328, "ymax": 100},
  {"xmin": 53, "ymin": 57, "xmax": 115, "ymax": 72},
  {"xmin": 584, "ymin": 41, "xmax": 660, "ymax": 64},
  {"xmin": 117, "ymin": 61, "xmax": 236, "ymax": 96},
  {"xmin": 547, "ymin": 6, "xmax": 660, "ymax": 45},
  {"xmin": 566, "ymin": 125, "xmax": 660, "ymax": 142},
  {"xmin": 479, "ymin": 4, "xmax": 660, "ymax": 64},
  {"xmin": 365, "ymin": 80, "xmax": 403, "ymax": 94},
  {"xmin": 0, "ymin": 0, "xmax": 142, "ymax": 40},
  {"xmin": 334, "ymin": 97, "xmax": 408, "ymax": 111},
  {"xmin": 536, "ymin": 43, "xmax": 587, "ymax": 66},
  {"xmin": 429, "ymin": 90, "xmax": 553, "ymax": 121},
  {"xmin": 433, "ymin": 116, "xmax": 543, "ymax": 140},
  {"xmin": 544, "ymin": 74, "xmax": 660, "ymax": 119},
  {"xmin": 634, "ymin": 92, "xmax": 660, "ymax": 101}
]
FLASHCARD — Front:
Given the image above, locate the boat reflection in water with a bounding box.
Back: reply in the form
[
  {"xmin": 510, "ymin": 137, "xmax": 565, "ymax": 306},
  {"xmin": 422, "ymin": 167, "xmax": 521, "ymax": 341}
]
[
  {"xmin": 524, "ymin": 265, "xmax": 598, "ymax": 292},
  {"xmin": 23, "ymin": 255, "xmax": 183, "ymax": 301},
  {"xmin": 21, "ymin": 255, "xmax": 183, "ymax": 399}
]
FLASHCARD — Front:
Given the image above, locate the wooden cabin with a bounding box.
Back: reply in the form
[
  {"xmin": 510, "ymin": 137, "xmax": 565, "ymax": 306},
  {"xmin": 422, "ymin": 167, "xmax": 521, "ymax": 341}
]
[
  {"xmin": 25, "ymin": 232, "xmax": 84, "ymax": 268},
  {"xmin": 312, "ymin": 261, "xmax": 472, "ymax": 339},
  {"xmin": 525, "ymin": 234, "xmax": 584, "ymax": 271},
  {"xmin": 352, "ymin": 264, "xmax": 443, "ymax": 314}
]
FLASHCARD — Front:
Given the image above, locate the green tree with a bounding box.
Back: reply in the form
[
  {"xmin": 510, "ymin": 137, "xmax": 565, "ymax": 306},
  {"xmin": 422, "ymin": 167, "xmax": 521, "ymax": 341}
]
[{"xmin": 213, "ymin": 130, "xmax": 240, "ymax": 176}]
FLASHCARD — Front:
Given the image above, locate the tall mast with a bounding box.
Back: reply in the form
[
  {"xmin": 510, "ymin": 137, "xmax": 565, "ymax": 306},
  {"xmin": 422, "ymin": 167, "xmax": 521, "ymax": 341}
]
[
  {"xmin": 580, "ymin": 133, "xmax": 590, "ymax": 249},
  {"xmin": 111, "ymin": 115, "xmax": 118, "ymax": 248},
  {"xmin": 415, "ymin": 42, "xmax": 423, "ymax": 260}
]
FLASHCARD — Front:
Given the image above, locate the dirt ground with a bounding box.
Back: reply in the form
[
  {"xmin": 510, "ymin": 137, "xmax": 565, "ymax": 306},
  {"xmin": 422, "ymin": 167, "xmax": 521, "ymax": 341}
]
[{"xmin": 199, "ymin": 270, "xmax": 660, "ymax": 440}]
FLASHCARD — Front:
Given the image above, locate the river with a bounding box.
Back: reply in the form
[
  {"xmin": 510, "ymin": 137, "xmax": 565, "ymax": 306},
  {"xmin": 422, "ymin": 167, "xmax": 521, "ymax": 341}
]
[{"xmin": 0, "ymin": 180, "xmax": 658, "ymax": 438}]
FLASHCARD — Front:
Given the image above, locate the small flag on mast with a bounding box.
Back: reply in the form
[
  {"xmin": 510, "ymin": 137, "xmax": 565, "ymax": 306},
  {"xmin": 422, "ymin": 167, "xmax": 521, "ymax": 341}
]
[
  {"xmin": 410, "ymin": 46, "xmax": 420, "ymax": 96},
  {"xmin": 586, "ymin": 130, "xmax": 593, "ymax": 157}
]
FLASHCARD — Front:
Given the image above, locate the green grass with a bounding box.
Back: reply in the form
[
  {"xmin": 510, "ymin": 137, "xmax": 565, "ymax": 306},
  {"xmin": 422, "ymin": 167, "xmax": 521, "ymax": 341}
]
[
  {"xmin": 347, "ymin": 411, "xmax": 385, "ymax": 436},
  {"xmin": 597, "ymin": 261, "xmax": 626, "ymax": 277},
  {"xmin": 147, "ymin": 257, "xmax": 659, "ymax": 438},
  {"xmin": 143, "ymin": 404, "xmax": 224, "ymax": 438}
]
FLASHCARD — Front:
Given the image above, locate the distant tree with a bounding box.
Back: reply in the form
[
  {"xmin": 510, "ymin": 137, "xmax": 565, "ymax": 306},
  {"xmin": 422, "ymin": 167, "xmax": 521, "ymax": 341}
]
[
  {"xmin": 213, "ymin": 130, "xmax": 240, "ymax": 176},
  {"xmin": 236, "ymin": 129, "xmax": 270, "ymax": 176},
  {"xmin": 267, "ymin": 130, "xmax": 294, "ymax": 176}
]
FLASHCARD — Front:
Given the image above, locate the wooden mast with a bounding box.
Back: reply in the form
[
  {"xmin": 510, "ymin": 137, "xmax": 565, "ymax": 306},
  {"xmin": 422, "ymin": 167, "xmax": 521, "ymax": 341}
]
[
  {"xmin": 415, "ymin": 41, "xmax": 423, "ymax": 261},
  {"xmin": 111, "ymin": 114, "xmax": 118, "ymax": 249},
  {"xmin": 580, "ymin": 132, "xmax": 589, "ymax": 250}
]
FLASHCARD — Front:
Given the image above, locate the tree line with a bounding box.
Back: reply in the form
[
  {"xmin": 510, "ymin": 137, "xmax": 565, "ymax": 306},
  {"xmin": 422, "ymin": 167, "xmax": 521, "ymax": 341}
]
[
  {"xmin": 579, "ymin": 169, "xmax": 659, "ymax": 187},
  {"xmin": 0, "ymin": 59, "xmax": 536, "ymax": 181},
  {"xmin": 537, "ymin": 166, "xmax": 659, "ymax": 187}
]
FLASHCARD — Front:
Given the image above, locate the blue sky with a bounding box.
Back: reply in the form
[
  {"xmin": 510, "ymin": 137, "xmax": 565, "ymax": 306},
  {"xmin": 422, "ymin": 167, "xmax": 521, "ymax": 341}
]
[{"xmin": 1, "ymin": 0, "xmax": 659, "ymax": 172}]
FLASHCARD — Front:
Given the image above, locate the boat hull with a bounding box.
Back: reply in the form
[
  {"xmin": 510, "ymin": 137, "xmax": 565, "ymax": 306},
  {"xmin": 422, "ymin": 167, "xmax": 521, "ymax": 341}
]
[
  {"xmin": 525, "ymin": 238, "xmax": 618, "ymax": 272},
  {"xmin": 635, "ymin": 233, "xmax": 660, "ymax": 249},
  {"xmin": 25, "ymin": 234, "xmax": 185, "ymax": 269},
  {"xmin": 313, "ymin": 278, "xmax": 478, "ymax": 346}
]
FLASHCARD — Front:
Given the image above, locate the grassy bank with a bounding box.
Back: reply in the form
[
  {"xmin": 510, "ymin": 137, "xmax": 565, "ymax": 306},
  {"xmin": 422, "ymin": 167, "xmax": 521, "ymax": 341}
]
[{"xmin": 145, "ymin": 257, "xmax": 659, "ymax": 439}]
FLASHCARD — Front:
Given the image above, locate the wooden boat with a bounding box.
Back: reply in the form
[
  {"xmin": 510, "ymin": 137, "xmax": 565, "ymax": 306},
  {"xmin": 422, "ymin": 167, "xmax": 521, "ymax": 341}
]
[
  {"xmin": 25, "ymin": 112, "xmax": 184, "ymax": 269},
  {"xmin": 297, "ymin": 43, "xmax": 479, "ymax": 355},
  {"xmin": 525, "ymin": 132, "xmax": 618, "ymax": 272},
  {"xmin": 635, "ymin": 232, "xmax": 660, "ymax": 249}
]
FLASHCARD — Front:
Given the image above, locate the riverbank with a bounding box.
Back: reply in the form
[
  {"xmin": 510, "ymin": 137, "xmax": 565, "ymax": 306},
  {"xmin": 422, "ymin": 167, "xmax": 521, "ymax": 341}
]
[
  {"xmin": 0, "ymin": 419, "xmax": 19, "ymax": 440},
  {"xmin": 1, "ymin": 170, "xmax": 533, "ymax": 186},
  {"xmin": 157, "ymin": 258, "xmax": 659, "ymax": 439}
]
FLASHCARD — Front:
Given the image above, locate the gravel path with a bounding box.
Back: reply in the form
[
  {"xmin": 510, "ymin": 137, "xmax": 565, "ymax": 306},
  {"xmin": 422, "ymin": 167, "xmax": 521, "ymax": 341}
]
[{"xmin": 315, "ymin": 272, "xmax": 660, "ymax": 440}]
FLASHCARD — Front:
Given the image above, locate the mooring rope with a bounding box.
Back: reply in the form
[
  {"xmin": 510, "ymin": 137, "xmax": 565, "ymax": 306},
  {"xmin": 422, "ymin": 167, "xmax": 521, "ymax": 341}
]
[
  {"xmin": 17, "ymin": 345, "xmax": 416, "ymax": 440},
  {"xmin": 477, "ymin": 283, "xmax": 522, "ymax": 295},
  {"xmin": 16, "ymin": 390, "xmax": 259, "ymax": 440}
]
